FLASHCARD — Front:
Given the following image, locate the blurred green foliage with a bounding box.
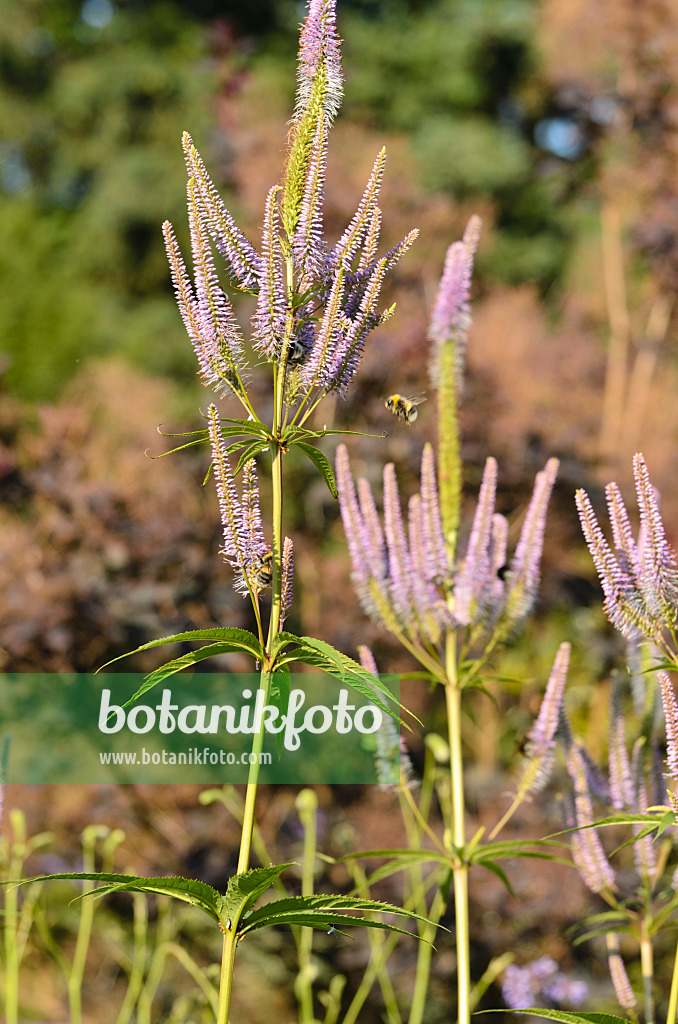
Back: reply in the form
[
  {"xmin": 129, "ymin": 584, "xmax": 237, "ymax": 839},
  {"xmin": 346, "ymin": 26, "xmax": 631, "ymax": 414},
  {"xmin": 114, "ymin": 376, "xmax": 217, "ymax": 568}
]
[
  {"xmin": 0, "ymin": 0, "xmax": 583, "ymax": 401},
  {"xmin": 0, "ymin": 0, "xmax": 213, "ymax": 399}
]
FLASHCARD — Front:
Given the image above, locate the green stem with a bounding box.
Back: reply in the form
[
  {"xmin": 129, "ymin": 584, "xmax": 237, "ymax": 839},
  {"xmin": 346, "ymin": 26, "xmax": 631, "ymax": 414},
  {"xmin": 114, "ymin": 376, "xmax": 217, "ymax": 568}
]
[
  {"xmin": 446, "ymin": 631, "xmax": 471, "ymax": 1024},
  {"xmin": 667, "ymin": 933, "xmax": 678, "ymax": 1024},
  {"xmin": 216, "ymin": 304, "xmax": 290, "ymax": 1022},
  {"xmin": 408, "ymin": 888, "xmax": 446, "ymax": 1024},
  {"xmin": 639, "ymin": 914, "xmax": 655, "ymax": 1024},
  {"xmin": 296, "ymin": 789, "xmax": 318, "ymax": 1024}
]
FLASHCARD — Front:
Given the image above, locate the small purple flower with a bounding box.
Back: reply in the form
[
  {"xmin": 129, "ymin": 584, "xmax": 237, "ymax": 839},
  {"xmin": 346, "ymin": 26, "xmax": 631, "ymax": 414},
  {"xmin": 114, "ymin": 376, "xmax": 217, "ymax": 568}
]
[
  {"xmin": 280, "ymin": 537, "xmax": 295, "ymax": 628},
  {"xmin": 502, "ymin": 957, "xmax": 587, "ymax": 1013}
]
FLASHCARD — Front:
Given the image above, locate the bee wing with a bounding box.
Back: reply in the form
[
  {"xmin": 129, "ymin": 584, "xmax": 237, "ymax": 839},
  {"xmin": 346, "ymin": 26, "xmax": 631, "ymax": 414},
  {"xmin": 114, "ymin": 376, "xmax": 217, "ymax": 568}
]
[{"xmin": 408, "ymin": 393, "xmax": 427, "ymax": 406}]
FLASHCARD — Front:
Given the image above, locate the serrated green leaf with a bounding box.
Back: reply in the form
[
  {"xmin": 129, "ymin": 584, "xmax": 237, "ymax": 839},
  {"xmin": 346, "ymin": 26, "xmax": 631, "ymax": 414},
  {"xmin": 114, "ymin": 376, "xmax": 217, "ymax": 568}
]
[
  {"xmin": 125, "ymin": 643, "xmax": 255, "ymax": 705},
  {"xmin": 478, "ymin": 1010, "xmax": 632, "ymax": 1024},
  {"xmin": 292, "ymin": 441, "xmax": 338, "ymax": 498},
  {"xmin": 98, "ymin": 628, "xmax": 263, "ymax": 673},
  {"xmin": 11, "ymin": 872, "xmax": 223, "ymax": 923},
  {"xmin": 223, "ymin": 864, "xmax": 294, "ymax": 923},
  {"xmin": 238, "ymin": 893, "xmax": 439, "ymax": 942}
]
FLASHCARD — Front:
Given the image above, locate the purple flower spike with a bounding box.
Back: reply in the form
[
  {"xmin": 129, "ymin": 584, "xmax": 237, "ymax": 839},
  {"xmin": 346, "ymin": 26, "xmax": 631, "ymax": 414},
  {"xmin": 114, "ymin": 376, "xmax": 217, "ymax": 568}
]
[
  {"xmin": 295, "ymin": 0, "xmax": 343, "ymax": 124},
  {"xmin": 335, "ymin": 445, "xmax": 392, "ymax": 627},
  {"xmin": 207, "ymin": 408, "xmax": 270, "ymax": 597},
  {"xmin": 419, "ymin": 444, "xmax": 448, "ymax": 584},
  {"xmin": 454, "ymin": 457, "xmax": 498, "ymax": 626},
  {"xmin": 633, "ymin": 453, "xmax": 678, "ymax": 624},
  {"xmin": 301, "ymin": 263, "xmax": 347, "ymax": 391},
  {"xmin": 504, "ymin": 458, "xmax": 559, "ymax": 628},
  {"xmin": 523, "ymin": 642, "xmax": 571, "ymax": 792},
  {"xmin": 660, "ymin": 671, "xmax": 678, "ymax": 782},
  {"xmin": 207, "ymin": 405, "xmax": 248, "ymax": 594},
  {"xmin": 182, "ymin": 133, "xmax": 262, "ymax": 292},
  {"xmin": 383, "ymin": 462, "xmax": 416, "ymax": 629},
  {"xmin": 428, "ymin": 214, "xmax": 481, "ymax": 389},
  {"xmin": 566, "ymin": 745, "xmax": 616, "ymax": 894},
  {"xmin": 607, "ymin": 935, "xmax": 637, "ymax": 1011},
  {"xmin": 292, "ymin": 115, "xmax": 328, "ymax": 280},
  {"xmin": 608, "ymin": 675, "xmax": 634, "ymax": 810},
  {"xmin": 280, "ymin": 537, "xmax": 295, "ymax": 628},
  {"xmin": 332, "ymin": 149, "xmax": 386, "ymax": 269},
  {"xmin": 252, "ymin": 185, "xmax": 288, "ymax": 361},
  {"xmin": 240, "ymin": 459, "xmax": 268, "ymax": 568}
]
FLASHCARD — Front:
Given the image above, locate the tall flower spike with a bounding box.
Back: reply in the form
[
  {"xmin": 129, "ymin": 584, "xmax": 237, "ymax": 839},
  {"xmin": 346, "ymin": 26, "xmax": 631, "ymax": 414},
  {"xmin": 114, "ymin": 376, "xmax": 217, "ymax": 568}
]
[
  {"xmin": 292, "ymin": 115, "xmax": 328, "ymax": 280},
  {"xmin": 182, "ymin": 133, "xmax": 262, "ymax": 292},
  {"xmin": 330, "ymin": 257, "xmax": 388, "ymax": 394},
  {"xmin": 207, "ymin": 405, "xmax": 248, "ymax": 594},
  {"xmin": 280, "ymin": 537, "xmax": 295, "ymax": 629},
  {"xmin": 301, "ymin": 262, "xmax": 346, "ymax": 391},
  {"xmin": 634, "ymin": 453, "xmax": 678, "ymax": 624},
  {"xmin": 252, "ymin": 185, "xmax": 288, "ymax": 360},
  {"xmin": 510, "ymin": 643, "xmax": 571, "ymax": 808},
  {"xmin": 454, "ymin": 457, "xmax": 498, "ymax": 626},
  {"xmin": 566, "ymin": 745, "xmax": 616, "ymax": 894},
  {"xmin": 331, "ymin": 149, "xmax": 386, "ymax": 269},
  {"xmin": 187, "ymin": 179, "xmax": 247, "ymax": 397},
  {"xmin": 428, "ymin": 214, "xmax": 481, "ymax": 390},
  {"xmin": 419, "ymin": 443, "xmax": 448, "ymax": 585},
  {"xmin": 608, "ymin": 674, "xmax": 634, "ymax": 810},
  {"xmin": 240, "ymin": 460, "xmax": 268, "ymax": 571},
  {"xmin": 606, "ymin": 934, "xmax": 637, "ymax": 1011},
  {"xmin": 294, "ymin": 0, "xmax": 343, "ymax": 125},
  {"xmin": 336, "ymin": 445, "xmax": 394, "ymax": 629},
  {"xmin": 358, "ymin": 645, "xmax": 415, "ymax": 789},
  {"xmin": 660, "ymin": 671, "xmax": 678, "ymax": 784},
  {"xmin": 383, "ymin": 462, "xmax": 417, "ymax": 631},
  {"xmin": 503, "ymin": 458, "xmax": 559, "ymax": 629}
]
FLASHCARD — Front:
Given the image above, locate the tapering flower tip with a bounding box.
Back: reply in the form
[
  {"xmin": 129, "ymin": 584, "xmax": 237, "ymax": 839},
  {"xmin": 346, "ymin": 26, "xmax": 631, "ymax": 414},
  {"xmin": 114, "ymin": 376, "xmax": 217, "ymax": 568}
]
[
  {"xmin": 526, "ymin": 642, "xmax": 570, "ymax": 760},
  {"xmin": 252, "ymin": 185, "xmax": 288, "ymax": 361},
  {"xmin": 453, "ymin": 456, "xmax": 498, "ymax": 626},
  {"xmin": 427, "ymin": 215, "xmax": 481, "ymax": 390},
  {"xmin": 383, "ymin": 461, "xmax": 417, "ymax": 628},
  {"xmin": 301, "ymin": 260, "xmax": 347, "ymax": 391},
  {"xmin": 292, "ymin": 114, "xmax": 328, "ymax": 280},
  {"xmin": 332, "ymin": 149, "xmax": 387, "ymax": 268},
  {"xmin": 206, "ymin": 405, "xmax": 248, "ymax": 592},
  {"xmin": 419, "ymin": 443, "xmax": 448, "ymax": 584},
  {"xmin": 335, "ymin": 445, "xmax": 392, "ymax": 627},
  {"xmin": 566, "ymin": 745, "xmax": 616, "ymax": 894},
  {"xmin": 280, "ymin": 537, "xmax": 295, "ymax": 627},
  {"xmin": 186, "ymin": 178, "xmax": 248, "ymax": 397},
  {"xmin": 633, "ymin": 453, "xmax": 678, "ymax": 623},
  {"xmin": 358, "ymin": 645, "xmax": 415, "ymax": 789},
  {"xmin": 295, "ymin": 0, "xmax": 343, "ymax": 124},
  {"xmin": 608, "ymin": 675, "xmax": 634, "ymax": 810},
  {"xmin": 608, "ymin": 952, "xmax": 637, "ymax": 1011},
  {"xmin": 503, "ymin": 458, "xmax": 559, "ymax": 629},
  {"xmin": 330, "ymin": 256, "xmax": 389, "ymax": 394},
  {"xmin": 240, "ymin": 459, "xmax": 268, "ymax": 569},
  {"xmin": 660, "ymin": 671, "xmax": 678, "ymax": 781},
  {"xmin": 181, "ymin": 132, "xmax": 262, "ymax": 292}
]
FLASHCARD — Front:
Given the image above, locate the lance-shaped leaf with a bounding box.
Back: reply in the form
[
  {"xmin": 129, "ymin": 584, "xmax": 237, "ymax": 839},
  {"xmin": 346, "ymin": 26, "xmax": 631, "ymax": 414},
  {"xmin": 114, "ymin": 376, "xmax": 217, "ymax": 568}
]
[
  {"xmin": 238, "ymin": 893, "xmax": 439, "ymax": 941},
  {"xmin": 98, "ymin": 627, "xmax": 263, "ymax": 673},
  {"xmin": 10, "ymin": 873, "xmax": 225, "ymax": 925},
  {"xmin": 476, "ymin": 1011, "xmax": 632, "ymax": 1024},
  {"xmin": 292, "ymin": 440, "xmax": 338, "ymax": 498}
]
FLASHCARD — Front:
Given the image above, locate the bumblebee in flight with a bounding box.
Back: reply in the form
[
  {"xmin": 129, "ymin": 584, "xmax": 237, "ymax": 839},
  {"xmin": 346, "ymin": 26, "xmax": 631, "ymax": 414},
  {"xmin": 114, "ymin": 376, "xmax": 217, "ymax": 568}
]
[{"xmin": 385, "ymin": 392, "xmax": 427, "ymax": 424}]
